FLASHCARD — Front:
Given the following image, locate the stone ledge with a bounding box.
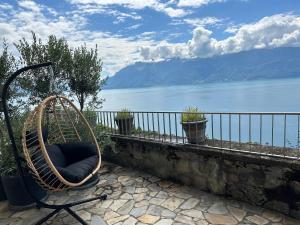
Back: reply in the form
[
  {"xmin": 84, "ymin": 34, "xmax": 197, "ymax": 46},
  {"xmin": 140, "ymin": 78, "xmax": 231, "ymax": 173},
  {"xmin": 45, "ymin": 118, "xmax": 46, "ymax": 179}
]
[{"xmin": 110, "ymin": 135, "xmax": 300, "ymax": 170}]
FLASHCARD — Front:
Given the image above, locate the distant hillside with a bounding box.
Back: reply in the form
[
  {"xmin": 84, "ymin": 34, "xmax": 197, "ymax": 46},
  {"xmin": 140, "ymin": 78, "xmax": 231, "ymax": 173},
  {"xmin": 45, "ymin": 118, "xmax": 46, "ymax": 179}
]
[{"xmin": 105, "ymin": 47, "xmax": 300, "ymax": 89}]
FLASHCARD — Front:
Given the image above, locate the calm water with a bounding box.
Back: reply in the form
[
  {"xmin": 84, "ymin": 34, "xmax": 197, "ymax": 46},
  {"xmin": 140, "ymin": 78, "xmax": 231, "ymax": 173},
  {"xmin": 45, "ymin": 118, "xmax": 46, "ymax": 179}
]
[
  {"xmin": 101, "ymin": 78, "xmax": 300, "ymax": 112},
  {"xmin": 101, "ymin": 78, "xmax": 300, "ymax": 148}
]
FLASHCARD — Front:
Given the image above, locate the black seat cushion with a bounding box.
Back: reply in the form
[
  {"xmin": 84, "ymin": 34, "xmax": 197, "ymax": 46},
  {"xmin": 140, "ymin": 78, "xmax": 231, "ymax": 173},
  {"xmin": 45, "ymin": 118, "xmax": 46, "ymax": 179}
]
[
  {"xmin": 44, "ymin": 142, "xmax": 98, "ymax": 183},
  {"xmin": 56, "ymin": 155, "xmax": 99, "ymax": 183}
]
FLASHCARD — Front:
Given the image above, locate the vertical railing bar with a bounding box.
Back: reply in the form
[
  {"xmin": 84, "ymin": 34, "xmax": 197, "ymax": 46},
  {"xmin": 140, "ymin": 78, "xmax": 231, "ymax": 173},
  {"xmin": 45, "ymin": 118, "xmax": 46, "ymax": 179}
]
[
  {"xmin": 100, "ymin": 111, "xmax": 103, "ymax": 126},
  {"xmin": 169, "ymin": 113, "xmax": 172, "ymax": 143},
  {"xmin": 181, "ymin": 113, "xmax": 184, "ymax": 144},
  {"xmin": 259, "ymin": 114, "xmax": 262, "ymax": 145},
  {"xmin": 102, "ymin": 111, "xmax": 105, "ymax": 131},
  {"xmin": 109, "ymin": 112, "xmax": 113, "ymax": 134},
  {"xmin": 220, "ymin": 114, "xmax": 223, "ymax": 149},
  {"xmin": 297, "ymin": 115, "xmax": 300, "ymax": 159},
  {"xmin": 239, "ymin": 114, "xmax": 241, "ymax": 146},
  {"xmin": 96, "ymin": 111, "xmax": 100, "ymax": 124},
  {"xmin": 152, "ymin": 112, "xmax": 155, "ymax": 140},
  {"xmin": 137, "ymin": 112, "xmax": 141, "ymax": 138},
  {"xmin": 284, "ymin": 114, "xmax": 287, "ymax": 150},
  {"xmin": 249, "ymin": 114, "xmax": 251, "ymax": 151},
  {"xmin": 260, "ymin": 114, "xmax": 262, "ymax": 153},
  {"xmin": 271, "ymin": 114, "xmax": 274, "ymax": 150},
  {"xmin": 113, "ymin": 112, "xmax": 116, "ymax": 134},
  {"xmin": 229, "ymin": 114, "xmax": 232, "ymax": 149},
  {"xmin": 103, "ymin": 112, "xmax": 106, "ymax": 130},
  {"xmin": 211, "ymin": 114, "xmax": 214, "ymax": 140},
  {"xmin": 163, "ymin": 113, "xmax": 166, "ymax": 141},
  {"xmin": 195, "ymin": 113, "xmax": 198, "ymax": 145},
  {"xmin": 132, "ymin": 112, "xmax": 135, "ymax": 137},
  {"xmin": 175, "ymin": 113, "xmax": 178, "ymax": 143},
  {"xmin": 106, "ymin": 112, "xmax": 109, "ymax": 134},
  {"xmin": 157, "ymin": 113, "xmax": 161, "ymax": 141},
  {"xmin": 142, "ymin": 113, "xmax": 145, "ymax": 139},
  {"xmin": 147, "ymin": 112, "xmax": 150, "ymax": 137}
]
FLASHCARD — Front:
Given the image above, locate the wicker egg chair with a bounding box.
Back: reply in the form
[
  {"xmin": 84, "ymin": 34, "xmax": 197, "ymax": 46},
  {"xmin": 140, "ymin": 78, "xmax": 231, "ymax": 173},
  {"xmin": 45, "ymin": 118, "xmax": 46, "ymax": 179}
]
[
  {"xmin": 22, "ymin": 95, "xmax": 101, "ymax": 191},
  {"xmin": 2, "ymin": 62, "xmax": 107, "ymax": 225}
]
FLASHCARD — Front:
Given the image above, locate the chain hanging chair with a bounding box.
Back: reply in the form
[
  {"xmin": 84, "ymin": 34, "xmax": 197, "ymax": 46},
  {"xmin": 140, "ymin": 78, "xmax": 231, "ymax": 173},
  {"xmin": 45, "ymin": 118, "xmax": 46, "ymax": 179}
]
[
  {"xmin": 22, "ymin": 95, "xmax": 101, "ymax": 191},
  {"xmin": 2, "ymin": 62, "xmax": 107, "ymax": 225}
]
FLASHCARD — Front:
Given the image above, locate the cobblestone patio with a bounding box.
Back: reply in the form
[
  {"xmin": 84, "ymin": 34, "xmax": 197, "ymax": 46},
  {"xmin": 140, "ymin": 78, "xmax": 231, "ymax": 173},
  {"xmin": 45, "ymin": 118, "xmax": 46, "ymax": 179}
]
[{"xmin": 0, "ymin": 162, "xmax": 300, "ymax": 225}]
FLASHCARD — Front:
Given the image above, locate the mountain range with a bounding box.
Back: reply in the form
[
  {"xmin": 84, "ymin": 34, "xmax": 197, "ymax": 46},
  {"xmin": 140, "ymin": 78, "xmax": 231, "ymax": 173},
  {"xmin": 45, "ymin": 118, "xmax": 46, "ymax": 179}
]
[{"xmin": 105, "ymin": 47, "xmax": 300, "ymax": 89}]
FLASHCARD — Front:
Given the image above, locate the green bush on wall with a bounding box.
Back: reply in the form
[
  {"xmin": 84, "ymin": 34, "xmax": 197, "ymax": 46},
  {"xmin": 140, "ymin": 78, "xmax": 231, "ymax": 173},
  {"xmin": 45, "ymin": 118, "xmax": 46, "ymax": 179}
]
[
  {"xmin": 115, "ymin": 108, "xmax": 132, "ymax": 119},
  {"xmin": 181, "ymin": 107, "xmax": 206, "ymax": 123}
]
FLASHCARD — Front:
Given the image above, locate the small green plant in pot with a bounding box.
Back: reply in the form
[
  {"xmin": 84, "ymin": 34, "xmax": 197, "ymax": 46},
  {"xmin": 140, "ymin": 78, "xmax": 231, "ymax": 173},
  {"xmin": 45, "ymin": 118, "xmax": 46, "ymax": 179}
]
[
  {"xmin": 181, "ymin": 107, "xmax": 207, "ymax": 144},
  {"xmin": 114, "ymin": 108, "xmax": 134, "ymax": 135},
  {"xmin": 0, "ymin": 117, "xmax": 47, "ymax": 209}
]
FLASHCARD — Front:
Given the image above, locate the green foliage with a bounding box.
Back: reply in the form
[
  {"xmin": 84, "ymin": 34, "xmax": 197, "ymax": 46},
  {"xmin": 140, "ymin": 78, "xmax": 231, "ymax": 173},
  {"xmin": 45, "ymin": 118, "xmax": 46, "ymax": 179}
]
[
  {"xmin": 83, "ymin": 109, "xmax": 97, "ymax": 126},
  {"xmin": 15, "ymin": 32, "xmax": 73, "ymax": 105},
  {"xmin": 0, "ymin": 40, "xmax": 16, "ymax": 84},
  {"xmin": 0, "ymin": 112, "xmax": 28, "ymax": 176},
  {"xmin": 15, "ymin": 32, "xmax": 106, "ymax": 111},
  {"xmin": 69, "ymin": 44, "xmax": 106, "ymax": 111},
  {"xmin": 181, "ymin": 107, "xmax": 206, "ymax": 123},
  {"xmin": 0, "ymin": 40, "xmax": 20, "ymax": 112},
  {"xmin": 94, "ymin": 124, "xmax": 115, "ymax": 152},
  {"xmin": 115, "ymin": 108, "xmax": 132, "ymax": 119}
]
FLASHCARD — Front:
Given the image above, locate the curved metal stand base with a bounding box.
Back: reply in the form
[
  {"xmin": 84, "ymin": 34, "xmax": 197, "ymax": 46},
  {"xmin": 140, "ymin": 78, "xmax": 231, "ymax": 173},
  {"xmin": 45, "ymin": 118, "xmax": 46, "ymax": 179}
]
[{"xmin": 35, "ymin": 194, "xmax": 107, "ymax": 225}]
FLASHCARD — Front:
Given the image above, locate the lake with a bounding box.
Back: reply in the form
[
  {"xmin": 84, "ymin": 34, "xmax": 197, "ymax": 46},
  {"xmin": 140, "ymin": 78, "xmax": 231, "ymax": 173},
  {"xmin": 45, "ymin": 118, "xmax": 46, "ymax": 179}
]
[
  {"xmin": 101, "ymin": 78, "xmax": 300, "ymax": 112},
  {"xmin": 101, "ymin": 78, "xmax": 300, "ymax": 148}
]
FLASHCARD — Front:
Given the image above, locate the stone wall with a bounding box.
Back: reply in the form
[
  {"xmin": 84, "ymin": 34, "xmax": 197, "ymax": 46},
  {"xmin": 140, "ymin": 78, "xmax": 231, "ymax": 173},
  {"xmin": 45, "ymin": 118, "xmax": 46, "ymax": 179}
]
[{"xmin": 103, "ymin": 135, "xmax": 300, "ymax": 218}]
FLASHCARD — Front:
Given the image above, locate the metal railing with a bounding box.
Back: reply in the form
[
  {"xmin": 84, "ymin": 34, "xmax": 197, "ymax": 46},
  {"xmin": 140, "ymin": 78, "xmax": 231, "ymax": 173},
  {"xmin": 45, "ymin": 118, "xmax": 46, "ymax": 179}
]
[{"xmin": 91, "ymin": 111, "xmax": 300, "ymax": 160}]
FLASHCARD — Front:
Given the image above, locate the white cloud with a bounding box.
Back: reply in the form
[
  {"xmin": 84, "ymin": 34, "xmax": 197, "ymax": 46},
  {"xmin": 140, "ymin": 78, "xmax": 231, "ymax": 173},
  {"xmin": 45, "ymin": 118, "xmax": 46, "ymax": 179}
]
[
  {"xmin": 184, "ymin": 17, "xmax": 223, "ymax": 27},
  {"xmin": 178, "ymin": 0, "xmax": 226, "ymax": 8},
  {"xmin": 126, "ymin": 24, "xmax": 142, "ymax": 30},
  {"xmin": 67, "ymin": 0, "xmax": 190, "ymax": 17},
  {"xmin": 0, "ymin": 3, "xmax": 13, "ymax": 10},
  {"xmin": 18, "ymin": 0, "xmax": 41, "ymax": 12},
  {"xmin": 140, "ymin": 14, "xmax": 300, "ymax": 61},
  {"xmin": 140, "ymin": 41, "xmax": 188, "ymax": 60},
  {"xmin": 0, "ymin": 2, "xmax": 158, "ymax": 75},
  {"xmin": 74, "ymin": 4, "xmax": 142, "ymax": 23}
]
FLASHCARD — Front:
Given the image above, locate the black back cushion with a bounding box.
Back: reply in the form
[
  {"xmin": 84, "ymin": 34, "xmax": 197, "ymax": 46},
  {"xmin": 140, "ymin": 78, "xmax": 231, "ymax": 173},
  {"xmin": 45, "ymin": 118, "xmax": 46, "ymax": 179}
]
[
  {"xmin": 57, "ymin": 142, "xmax": 98, "ymax": 165},
  {"xmin": 46, "ymin": 144, "xmax": 66, "ymax": 168}
]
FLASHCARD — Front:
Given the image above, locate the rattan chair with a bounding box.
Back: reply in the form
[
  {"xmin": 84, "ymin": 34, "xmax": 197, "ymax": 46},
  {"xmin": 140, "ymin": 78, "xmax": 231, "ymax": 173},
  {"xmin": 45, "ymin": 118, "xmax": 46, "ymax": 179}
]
[
  {"xmin": 22, "ymin": 95, "xmax": 101, "ymax": 191},
  {"xmin": 2, "ymin": 62, "xmax": 107, "ymax": 225}
]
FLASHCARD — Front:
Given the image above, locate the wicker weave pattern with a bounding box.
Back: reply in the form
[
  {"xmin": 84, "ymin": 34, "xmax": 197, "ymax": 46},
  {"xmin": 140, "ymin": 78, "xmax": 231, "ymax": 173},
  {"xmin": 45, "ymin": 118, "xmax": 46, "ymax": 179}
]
[{"xmin": 22, "ymin": 96, "xmax": 101, "ymax": 191}]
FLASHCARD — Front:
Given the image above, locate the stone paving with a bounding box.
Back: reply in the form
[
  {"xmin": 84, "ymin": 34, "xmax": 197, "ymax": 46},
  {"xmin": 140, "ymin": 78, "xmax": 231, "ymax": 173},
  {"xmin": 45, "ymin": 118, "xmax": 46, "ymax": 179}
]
[{"xmin": 0, "ymin": 162, "xmax": 300, "ymax": 225}]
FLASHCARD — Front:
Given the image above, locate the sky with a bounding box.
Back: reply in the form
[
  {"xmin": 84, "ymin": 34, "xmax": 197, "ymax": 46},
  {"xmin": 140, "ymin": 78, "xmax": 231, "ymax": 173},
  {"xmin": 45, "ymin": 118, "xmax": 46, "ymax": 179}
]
[{"xmin": 0, "ymin": 0, "xmax": 300, "ymax": 76}]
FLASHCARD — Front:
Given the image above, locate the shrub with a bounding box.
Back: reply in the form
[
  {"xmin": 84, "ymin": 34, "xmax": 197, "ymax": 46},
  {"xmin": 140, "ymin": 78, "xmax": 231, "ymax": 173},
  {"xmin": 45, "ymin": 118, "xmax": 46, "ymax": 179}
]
[
  {"xmin": 181, "ymin": 107, "xmax": 206, "ymax": 123},
  {"xmin": 115, "ymin": 108, "xmax": 132, "ymax": 119}
]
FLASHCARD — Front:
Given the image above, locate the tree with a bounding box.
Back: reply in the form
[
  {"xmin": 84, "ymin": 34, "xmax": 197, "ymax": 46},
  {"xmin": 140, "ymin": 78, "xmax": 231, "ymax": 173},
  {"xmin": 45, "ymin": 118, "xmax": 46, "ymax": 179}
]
[
  {"xmin": 69, "ymin": 44, "xmax": 106, "ymax": 111},
  {"xmin": 0, "ymin": 39, "xmax": 19, "ymax": 113},
  {"xmin": 15, "ymin": 32, "xmax": 73, "ymax": 105}
]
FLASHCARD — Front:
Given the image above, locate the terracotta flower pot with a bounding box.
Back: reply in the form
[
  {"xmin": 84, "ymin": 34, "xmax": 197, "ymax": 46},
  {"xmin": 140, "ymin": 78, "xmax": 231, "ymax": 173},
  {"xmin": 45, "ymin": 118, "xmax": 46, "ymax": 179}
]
[
  {"xmin": 181, "ymin": 120, "xmax": 207, "ymax": 144},
  {"xmin": 115, "ymin": 117, "xmax": 134, "ymax": 135}
]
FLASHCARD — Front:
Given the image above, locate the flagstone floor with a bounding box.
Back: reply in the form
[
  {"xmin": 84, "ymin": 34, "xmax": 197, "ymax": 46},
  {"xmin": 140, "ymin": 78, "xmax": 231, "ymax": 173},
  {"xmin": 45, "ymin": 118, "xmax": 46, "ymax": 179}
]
[{"xmin": 0, "ymin": 162, "xmax": 300, "ymax": 225}]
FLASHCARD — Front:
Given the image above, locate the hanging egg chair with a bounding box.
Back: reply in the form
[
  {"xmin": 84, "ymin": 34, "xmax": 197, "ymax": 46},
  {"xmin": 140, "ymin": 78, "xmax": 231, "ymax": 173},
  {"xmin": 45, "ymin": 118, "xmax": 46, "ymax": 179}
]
[
  {"xmin": 22, "ymin": 95, "xmax": 101, "ymax": 191},
  {"xmin": 2, "ymin": 62, "xmax": 107, "ymax": 225}
]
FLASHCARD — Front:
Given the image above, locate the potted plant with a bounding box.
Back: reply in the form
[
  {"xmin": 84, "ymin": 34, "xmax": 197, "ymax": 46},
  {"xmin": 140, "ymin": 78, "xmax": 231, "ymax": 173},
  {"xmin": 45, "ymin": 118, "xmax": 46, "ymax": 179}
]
[
  {"xmin": 181, "ymin": 107, "xmax": 207, "ymax": 144},
  {"xmin": 114, "ymin": 108, "xmax": 134, "ymax": 135},
  {"xmin": 0, "ymin": 118, "xmax": 47, "ymax": 210}
]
